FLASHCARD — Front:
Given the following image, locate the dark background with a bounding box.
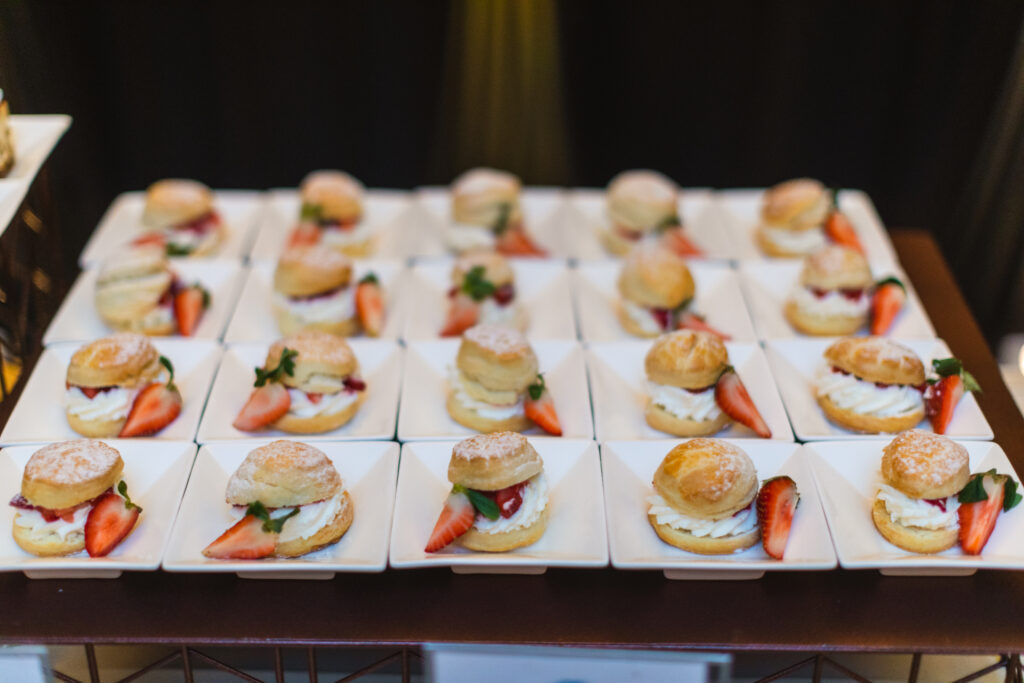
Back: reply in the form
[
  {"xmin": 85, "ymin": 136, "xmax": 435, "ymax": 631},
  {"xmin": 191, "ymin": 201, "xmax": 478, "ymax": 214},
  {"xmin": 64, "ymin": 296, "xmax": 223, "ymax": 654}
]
[{"xmin": 1, "ymin": 0, "xmax": 1023, "ymax": 344}]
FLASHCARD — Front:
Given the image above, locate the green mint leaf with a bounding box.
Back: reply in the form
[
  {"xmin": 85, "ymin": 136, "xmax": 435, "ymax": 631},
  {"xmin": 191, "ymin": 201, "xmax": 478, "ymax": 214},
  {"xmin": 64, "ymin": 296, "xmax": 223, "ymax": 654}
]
[
  {"xmin": 958, "ymin": 470, "xmax": 997, "ymax": 504},
  {"xmin": 492, "ymin": 203, "xmax": 512, "ymax": 235},
  {"xmin": 300, "ymin": 203, "xmax": 323, "ymax": 222},
  {"xmin": 875, "ymin": 276, "xmax": 905, "ymax": 291},
  {"xmin": 528, "ymin": 373, "xmax": 546, "ymax": 401},
  {"xmin": 159, "ymin": 355, "xmax": 176, "ymax": 391},
  {"xmin": 463, "ymin": 488, "xmax": 500, "ymax": 521},
  {"xmin": 255, "ymin": 348, "xmax": 298, "ymax": 387},
  {"xmin": 359, "ymin": 272, "xmax": 379, "ymax": 286},
  {"xmin": 829, "ymin": 187, "xmax": 841, "ymax": 209},
  {"xmin": 165, "ymin": 243, "xmax": 193, "ymax": 257},
  {"xmin": 117, "ymin": 480, "xmax": 141, "ymax": 512},
  {"xmin": 962, "ymin": 369, "xmax": 982, "ymax": 394},
  {"xmin": 655, "ymin": 214, "xmax": 682, "ymax": 232},
  {"xmin": 1004, "ymin": 478, "xmax": 1022, "ymax": 512},
  {"xmin": 195, "ymin": 283, "xmax": 211, "ymax": 309},
  {"xmin": 246, "ymin": 501, "xmax": 299, "ymax": 534},
  {"xmin": 931, "ymin": 358, "xmax": 963, "ymax": 378},
  {"xmin": 461, "ymin": 266, "xmax": 497, "ymax": 302}
]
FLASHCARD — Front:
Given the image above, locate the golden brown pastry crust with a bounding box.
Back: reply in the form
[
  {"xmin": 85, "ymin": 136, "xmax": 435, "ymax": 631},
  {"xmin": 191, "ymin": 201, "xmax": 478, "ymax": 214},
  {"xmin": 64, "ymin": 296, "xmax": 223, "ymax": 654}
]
[
  {"xmin": 799, "ymin": 245, "xmax": 873, "ymax": 290},
  {"xmin": 644, "ymin": 403, "xmax": 732, "ymax": 438},
  {"xmin": 459, "ymin": 507, "xmax": 548, "ymax": 552},
  {"xmin": 272, "ymin": 393, "xmax": 364, "ymax": 434},
  {"xmin": 142, "ymin": 179, "xmax": 214, "ymax": 229},
  {"xmin": 274, "ymin": 246, "xmax": 352, "ymax": 297},
  {"xmin": 451, "ymin": 250, "xmax": 515, "ymax": 288},
  {"xmin": 20, "ymin": 440, "xmax": 124, "ymax": 510},
  {"xmin": 66, "ymin": 333, "xmax": 161, "ymax": 388},
  {"xmin": 451, "ymin": 168, "xmax": 522, "ymax": 227},
  {"xmin": 644, "ymin": 330, "xmax": 728, "ymax": 390},
  {"xmin": 760, "ymin": 178, "xmax": 830, "ymax": 230},
  {"xmin": 456, "ymin": 325, "xmax": 538, "ymax": 393},
  {"xmin": 274, "ymin": 491, "xmax": 354, "ymax": 557},
  {"xmin": 652, "ymin": 438, "xmax": 758, "ymax": 520},
  {"xmin": 871, "ymin": 498, "xmax": 958, "ymax": 554},
  {"xmin": 300, "ymin": 170, "xmax": 364, "ymax": 223},
  {"xmin": 225, "ymin": 440, "xmax": 342, "ymax": 507},
  {"xmin": 617, "ymin": 244, "xmax": 694, "ymax": 309},
  {"xmin": 266, "ymin": 331, "xmax": 359, "ymax": 390},
  {"xmin": 784, "ymin": 300, "xmax": 867, "ymax": 336},
  {"xmin": 880, "ymin": 429, "xmax": 970, "ymax": 499},
  {"xmin": 817, "ymin": 394, "xmax": 924, "ymax": 434},
  {"xmin": 606, "ymin": 169, "xmax": 678, "ymax": 232},
  {"xmin": 446, "ymin": 392, "xmax": 533, "ymax": 434},
  {"xmin": 648, "ymin": 515, "xmax": 760, "ymax": 555},
  {"xmin": 446, "ymin": 431, "xmax": 542, "ymax": 490},
  {"xmin": 823, "ymin": 337, "xmax": 925, "ymax": 386}
]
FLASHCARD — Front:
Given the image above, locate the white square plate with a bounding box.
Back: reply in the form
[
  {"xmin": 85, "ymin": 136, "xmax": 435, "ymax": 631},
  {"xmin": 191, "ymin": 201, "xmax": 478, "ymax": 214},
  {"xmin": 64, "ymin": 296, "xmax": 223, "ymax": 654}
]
[
  {"xmin": 398, "ymin": 340, "xmax": 593, "ymax": 441},
  {"xmin": 402, "ymin": 258, "xmax": 576, "ymax": 340},
  {"xmin": 6, "ymin": 115, "xmax": 72, "ymax": 182},
  {"xmin": 563, "ymin": 188, "xmax": 735, "ymax": 261},
  {"xmin": 0, "ymin": 440, "xmax": 196, "ymax": 578},
  {"xmin": 738, "ymin": 260, "xmax": 934, "ymax": 340},
  {"xmin": 80, "ymin": 190, "xmax": 265, "ymax": 267},
  {"xmin": 602, "ymin": 439, "xmax": 835, "ymax": 579},
  {"xmin": 197, "ymin": 341, "xmax": 402, "ymax": 442},
  {"xmin": 0, "ymin": 340, "xmax": 222, "ymax": 445},
  {"xmin": 222, "ymin": 259, "xmax": 407, "ymax": 343},
  {"xmin": 805, "ymin": 440, "xmax": 1024, "ymax": 575},
  {"xmin": 586, "ymin": 341, "xmax": 794, "ymax": 441},
  {"xmin": 764, "ymin": 338, "xmax": 993, "ymax": 440},
  {"xmin": 713, "ymin": 188, "xmax": 899, "ymax": 266},
  {"xmin": 572, "ymin": 261, "xmax": 757, "ymax": 342},
  {"xmin": 248, "ymin": 189, "xmax": 416, "ymax": 260},
  {"xmin": 412, "ymin": 187, "xmax": 570, "ymax": 259},
  {"xmin": 43, "ymin": 259, "xmax": 246, "ymax": 344},
  {"xmin": 389, "ymin": 438, "xmax": 607, "ymax": 572}
]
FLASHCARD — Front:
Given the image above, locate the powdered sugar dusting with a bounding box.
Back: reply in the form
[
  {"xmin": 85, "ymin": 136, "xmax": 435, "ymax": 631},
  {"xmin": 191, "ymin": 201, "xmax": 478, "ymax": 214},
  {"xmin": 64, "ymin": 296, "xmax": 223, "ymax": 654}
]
[
  {"xmin": 452, "ymin": 431, "xmax": 528, "ymax": 461},
  {"xmin": 72, "ymin": 333, "xmax": 156, "ymax": 369},
  {"xmin": 25, "ymin": 440, "xmax": 121, "ymax": 485},
  {"xmin": 279, "ymin": 245, "xmax": 352, "ymax": 272},
  {"xmin": 883, "ymin": 429, "xmax": 969, "ymax": 486},
  {"xmin": 226, "ymin": 440, "xmax": 340, "ymax": 501},
  {"xmin": 805, "ymin": 245, "xmax": 862, "ymax": 273},
  {"xmin": 463, "ymin": 324, "xmax": 529, "ymax": 354}
]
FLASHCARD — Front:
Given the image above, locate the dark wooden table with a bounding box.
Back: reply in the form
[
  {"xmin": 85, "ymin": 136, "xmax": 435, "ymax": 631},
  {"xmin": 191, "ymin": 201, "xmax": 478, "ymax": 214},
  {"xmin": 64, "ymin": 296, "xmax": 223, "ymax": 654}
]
[{"xmin": 2, "ymin": 230, "xmax": 1022, "ymax": 654}]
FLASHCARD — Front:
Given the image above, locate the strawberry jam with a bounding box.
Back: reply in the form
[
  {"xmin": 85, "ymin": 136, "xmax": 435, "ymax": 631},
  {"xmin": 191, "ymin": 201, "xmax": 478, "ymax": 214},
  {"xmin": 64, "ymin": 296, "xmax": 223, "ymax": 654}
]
[
  {"xmin": 810, "ymin": 287, "xmax": 864, "ymax": 301},
  {"xmin": 924, "ymin": 498, "xmax": 948, "ymax": 512},
  {"xmin": 479, "ymin": 481, "xmax": 527, "ymax": 518},
  {"xmin": 493, "ymin": 283, "xmax": 515, "ymax": 306},
  {"xmin": 177, "ymin": 211, "xmax": 221, "ymax": 234},
  {"xmin": 65, "ymin": 383, "xmax": 117, "ymax": 399},
  {"xmin": 9, "ymin": 489, "xmax": 111, "ymax": 523},
  {"xmin": 650, "ymin": 308, "xmax": 672, "ymax": 330},
  {"xmin": 343, "ymin": 377, "xmax": 366, "ymax": 392}
]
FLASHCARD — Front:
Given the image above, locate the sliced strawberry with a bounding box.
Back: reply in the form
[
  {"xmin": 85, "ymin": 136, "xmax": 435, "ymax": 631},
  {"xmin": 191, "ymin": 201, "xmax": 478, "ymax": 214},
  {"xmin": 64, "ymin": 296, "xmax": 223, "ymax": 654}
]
[
  {"xmin": 355, "ymin": 273, "xmax": 385, "ymax": 337},
  {"xmin": 659, "ymin": 226, "xmax": 705, "ymax": 258},
  {"xmin": 440, "ymin": 292, "xmax": 480, "ymax": 337},
  {"xmin": 824, "ymin": 209, "xmax": 864, "ymax": 254},
  {"xmin": 132, "ymin": 232, "xmax": 166, "ymax": 248},
  {"xmin": 84, "ymin": 482, "xmax": 142, "ymax": 557},
  {"xmin": 677, "ymin": 313, "xmax": 732, "ymax": 340},
  {"xmin": 288, "ymin": 223, "xmax": 321, "ymax": 247},
  {"xmin": 490, "ymin": 482, "xmax": 527, "ymax": 518},
  {"xmin": 119, "ymin": 383, "xmax": 182, "ymax": 436},
  {"xmin": 957, "ymin": 471, "xmax": 1022, "ymax": 555},
  {"xmin": 525, "ymin": 374, "xmax": 562, "ymax": 436},
  {"xmin": 924, "ymin": 358, "xmax": 981, "ymax": 434},
  {"xmin": 495, "ymin": 227, "xmax": 547, "ymax": 257},
  {"xmin": 869, "ymin": 277, "xmax": 906, "ymax": 335},
  {"xmin": 233, "ymin": 382, "xmax": 291, "ymax": 431},
  {"xmin": 714, "ymin": 367, "xmax": 771, "ymax": 438},
  {"xmin": 424, "ymin": 489, "xmax": 475, "ymax": 552},
  {"xmin": 174, "ymin": 284, "xmax": 209, "ymax": 337},
  {"xmin": 757, "ymin": 476, "xmax": 799, "ymax": 560}
]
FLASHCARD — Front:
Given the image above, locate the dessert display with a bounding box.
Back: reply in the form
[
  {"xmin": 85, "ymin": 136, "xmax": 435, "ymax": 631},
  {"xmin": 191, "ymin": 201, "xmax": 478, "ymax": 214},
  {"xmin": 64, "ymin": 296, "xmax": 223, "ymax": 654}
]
[
  {"xmin": 446, "ymin": 324, "xmax": 562, "ymax": 435},
  {"xmin": 756, "ymin": 178, "xmax": 863, "ymax": 258},
  {"xmin": 94, "ymin": 246, "xmax": 210, "ymax": 337},
  {"xmin": 447, "ymin": 167, "xmax": 546, "ymax": 256},
  {"xmin": 644, "ymin": 330, "xmax": 771, "ymax": 438},
  {"xmin": 272, "ymin": 245, "xmax": 384, "ymax": 337},
  {"xmin": 425, "ymin": 431, "xmax": 548, "ymax": 552},
  {"xmin": 233, "ymin": 331, "xmax": 367, "ymax": 434},
  {"xmin": 9, "ymin": 440, "xmax": 142, "ymax": 557},
  {"xmin": 135, "ymin": 179, "xmax": 226, "ymax": 257},
  {"xmin": 0, "ymin": 89, "xmax": 13, "ymax": 177},
  {"xmin": 603, "ymin": 169, "xmax": 703, "ymax": 257},
  {"xmin": 64, "ymin": 333, "xmax": 182, "ymax": 438},
  {"xmin": 288, "ymin": 170, "xmax": 372, "ymax": 256},
  {"xmin": 203, "ymin": 440, "xmax": 353, "ymax": 559},
  {"xmin": 441, "ymin": 250, "xmax": 526, "ymax": 337}
]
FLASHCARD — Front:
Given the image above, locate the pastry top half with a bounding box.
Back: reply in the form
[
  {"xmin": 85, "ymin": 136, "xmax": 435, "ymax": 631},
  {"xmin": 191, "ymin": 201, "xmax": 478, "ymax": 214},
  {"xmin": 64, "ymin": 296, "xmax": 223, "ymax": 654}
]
[
  {"xmin": 652, "ymin": 438, "xmax": 758, "ymax": 520},
  {"xmin": 606, "ymin": 169, "xmax": 678, "ymax": 233},
  {"xmin": 94, "ymin": 246, "xmax": 174, "ymax": 322},
  {"xmin": 274, "ymin": 245, "xmax": 353, "ymax": 297},
  {"xmin": 456, "ymin": 324, "xmax": 538, "ymax": 393},
  {"xmin": 66, "ymin": 333, "xmax": 162, "ymax": 388},
  {"xmin": 451, "ymin": 167, "xmax": 522, "ymax": 227},
  {"xmin": 225, "ymin": 440, "xmax": 342, "ymax": 508},
  {"xmin": 644, "ymin": 330, "xmax": 729, "ymax": 390},
  {"xmin": 266, "ymin": 331, "xmax": 359, "ymax": 393},
  {"xmin": 20, "ymin": 440, "xmax": 124, "ymax": 510},
  {"xmin": 799, "ymin": 245, "xmax": 873, "ymax": 290},
  {"xmin": 824, "ymin": 337, "xmax": 925, "ymax": 386},
  {"xmin": 448, "ymin": 431, "xmax": 542, "ymax": 490},
  {"xmin": 142, "ymin": 179, "xmax": 214, "ymax": 229},
  {"xmin": 881, "ymin": 429, "xmax": 970, "ymax": 499},
  {"xmin": 618, "ymin": 243, "xmax": 694, "ymax": 308},
  {"xmin": 760, "ymin": 178, "xmax": 831, "ymax": 231},
  {"xmin": 300, "ymin": 170, "xmax": 365, "ymax": 223},
  {"xmin": 451, "ymin": 250, "xmax": 515, "ymax": 288}
]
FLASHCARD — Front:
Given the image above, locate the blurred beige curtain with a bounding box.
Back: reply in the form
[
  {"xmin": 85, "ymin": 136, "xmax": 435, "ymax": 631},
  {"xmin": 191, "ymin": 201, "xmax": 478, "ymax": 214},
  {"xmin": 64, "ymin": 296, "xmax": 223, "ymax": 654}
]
[{"xmin": 432, "ymin": 0, "xmax": 570, "ymax": 183}]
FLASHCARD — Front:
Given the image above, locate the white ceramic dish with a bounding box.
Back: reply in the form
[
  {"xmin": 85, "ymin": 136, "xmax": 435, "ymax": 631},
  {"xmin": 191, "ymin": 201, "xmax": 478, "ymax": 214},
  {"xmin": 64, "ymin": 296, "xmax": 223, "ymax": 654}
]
[
  {"xmin": 572, "ymin": 260, "xmax": 757, "ymax": 342},
  {"xmin": 162, "ymin": 440, "xmax": 398, "ymax": 578},
  {"xmin": 247, "ymin": 189, "xmax": 416, "ymax": 260},
  {"xmin": 764, "ymin": 338, "xmax": 993, "ymax": 440},
  {"xmin": 805, "ymin": 439, "xmax": 1024, "ymax": 575},
  {"xmin": 398, "ymin": 339, "xmax": 593, "ymax": 441},
  {"xmin": 5, "ymin": 115, "xmax": 72, "ymax": 182},
  {"xmin": 602, "ymin": 439, "xmax": 836, "ymax": 579},
  {"xmin": 402, "ymin": 258, "xmax": 576, "ymax": 340},
  {"xmin": 713, "ymin": 188, "xmax": 898, "ymax": 265},
  {"xmin": 0, "ymin": 179, "xmax": 29, "ymax": 242},
  {"xmin": 389, "ymin": 438, "xmax": 607, "ymax": 573},
  {"xmin": 738, "ymin": 259, "xmax": 934, "ymax": 340},
  {"xmin": 0, "ymin": 340, "xmax": 222, "ymax": 445},
  {"xmin": 563, "ymin": 188, "xmax": 735, "ymax": 261},
  {"xmin": 222, "ymin": 259, "xmax": 407, "ymax": 343},
  {"xmin": 586, "ymin": 341, "xmax": 794, "ymax": 442},
  {"xmin": 43, "ymin": 259, "xmax": 246, "ymax": 345},
  {"xmin": 0, "ymin": 439, "xmax": 196, "ymax": 578},
  {"xmin": 80, "ymin": 190, "xmax": 265, "ymax": 267},
  {"xmin": 197, "ymin": 341, "xmax": 402, "ymax": 442}
]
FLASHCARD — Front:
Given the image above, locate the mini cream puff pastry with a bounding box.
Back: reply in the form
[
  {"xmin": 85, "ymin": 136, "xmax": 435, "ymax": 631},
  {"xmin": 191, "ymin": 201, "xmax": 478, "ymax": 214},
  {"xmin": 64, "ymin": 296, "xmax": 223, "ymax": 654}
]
[
  {"xmin": 272, "ymin": 245, "xmax": 362, "ymax": 336},
  {"xmin": 448, "ymin": 168, "xmax": 546, "ymax": 256},
  {"xmin": 138, "ymin": 179, "xmax": 225, "ymax": 257},
  {"xmin": 785, "ymin": 245, "xmax": 873, "ymax": 336},
  {"xmin": 617, "ymin": 243, "xmax": 695, "ymax": 337},
  {"xmin": 292, "ymin": 170, "xmax": 372, "ymax": 257},
  {"xmin": 441, "ymin": 250, "xmax": 526, "ymax": 337},
  {"xmin": 603, "ymin": 170, "xmax": 680, "ymax": 255},
  {"xmin": 756, "ymin": 178, "xmax": 832, "ymax": 258}
]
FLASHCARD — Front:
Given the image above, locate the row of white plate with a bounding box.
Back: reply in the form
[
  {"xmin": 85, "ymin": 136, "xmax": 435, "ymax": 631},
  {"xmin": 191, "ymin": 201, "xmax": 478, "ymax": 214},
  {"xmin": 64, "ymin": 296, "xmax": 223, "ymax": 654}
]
[
  {"xmin": 44, "ymin": 256, "xmax": 936, "ymax": 347},
  {"xmin": 1, "ymin": 437, "xmax": 1019, "ymax": 580},
  {"xmin": 1, "ymin": 337, "xmax": 992, "ymax": 447},
  {"xmin": 77, "ymin": 187, "xmax": 901, "ymax": 267}
]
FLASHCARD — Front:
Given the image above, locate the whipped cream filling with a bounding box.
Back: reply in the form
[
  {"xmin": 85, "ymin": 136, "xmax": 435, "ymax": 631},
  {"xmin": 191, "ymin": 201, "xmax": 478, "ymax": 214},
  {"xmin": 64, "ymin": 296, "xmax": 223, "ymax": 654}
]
[
  {"xmin": 788, "ymin": 285, "xmax": 870, "ymax": 318},
  {"xmin": 320, "ymin": 219, "xmax": 373, "ymax": 247},
  {"xmin": 445, "ymin": 223, "xmax": 496, "ymax": 252},
  {"xmin": 761, "ymin": 225, "xmax": 827, "ymax": 254},
  {"xmin": 472, "ymin": 473, "xmax": 548, "ymax": 535},
  {"xmin": 815, "ymin": 366, "xmax": 923, "ymax": 417},
  {"xmin": 622, "ymin": 299, "xmax": 664, "ymax": 335},
  {"xmin": 274, "ymin": 286, "xmax": 355, "ymax": 324},
  {"xmin": 647, "ymin": 381, "xmax": 723, "ymax": 422},
  {"xmin": 287, "ymin": 388, "xmax": 359, "ymax": 418},
  {"xmin": 14, "ymin": 504, "xmax": 91, "ymax": 542},
  {"xmin": 876, "ymin": 484, "xmax": 959, "ymax": 530},
  {"xmin": 231, "ymin": 492, "xmax": 348, "ymax": 544},
  {"xmin": 447, "ymin": 367, "xmax": 524, "ymax": 420},
  {"xmin": 478, "ymin": 297, "xmax": 522, "ymax": 328},
  {"xmin": 165, "ymin": 227, "xmax": 212, "ymax": 251},
  {"xmin": 65, "ymin": 386, "xmax": 135, "ymax": 422},
  {"xmin": 647, "ymin": 494, "xmax": 757, "ymax": 538}
]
